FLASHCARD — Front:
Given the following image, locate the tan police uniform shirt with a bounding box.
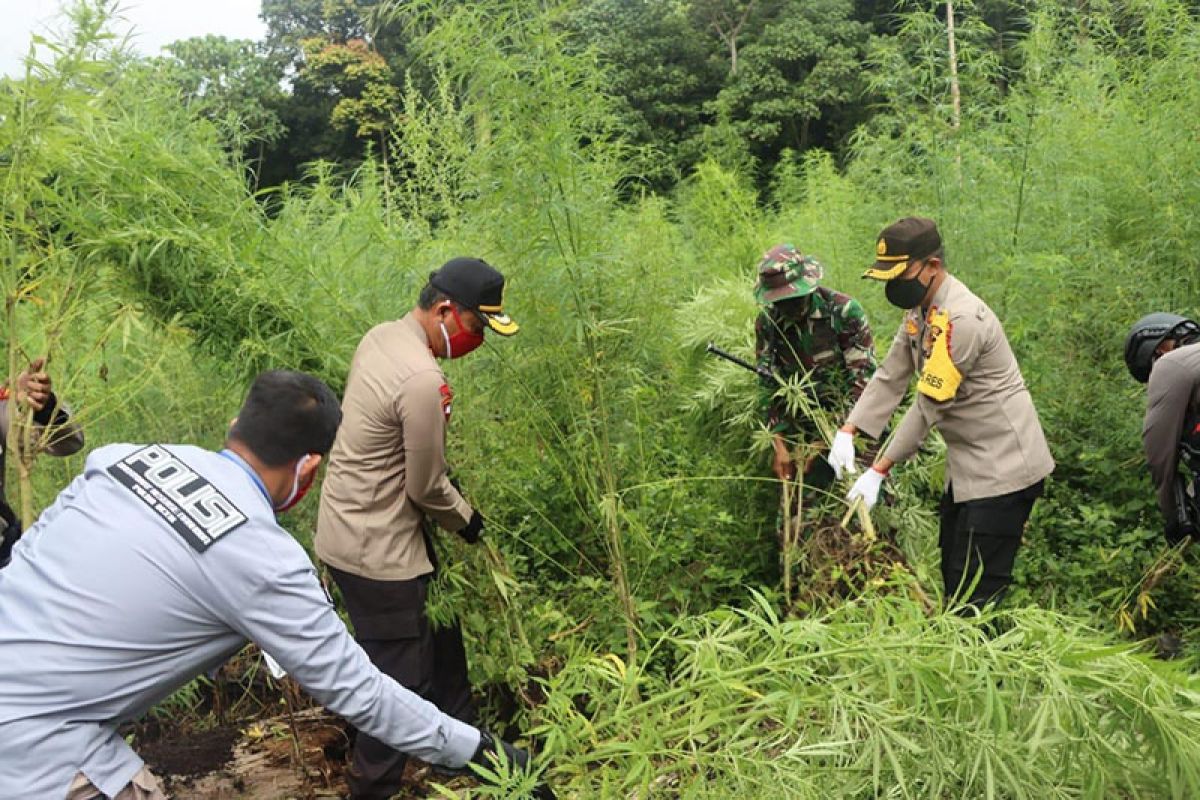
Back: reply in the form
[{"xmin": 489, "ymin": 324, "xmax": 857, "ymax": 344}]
[
  {"xmin": 1142, "ymin": 341, "xmax": 1200, "ymax": 521},
  {"xmin": 315, "ymin": 313, "xmax": 473, "ymax": 581},
  {"xmin": 847, "ymin": 274, "xmax": 1054, "ymax": 502}
]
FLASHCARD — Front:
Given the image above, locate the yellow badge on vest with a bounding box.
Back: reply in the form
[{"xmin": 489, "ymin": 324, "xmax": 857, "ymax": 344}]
[{"xmin": 917, "ymin": 308, "xmax": 961, "ymax": 401}]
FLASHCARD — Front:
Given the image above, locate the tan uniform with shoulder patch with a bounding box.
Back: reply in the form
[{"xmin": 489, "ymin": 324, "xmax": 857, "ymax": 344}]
[
  {"xmin": 847, "ymin": 274, "xmax": 1054, "ymax": 502},
  {"xmin": 315, "ymin": 312, "xmax": 473, "ymax": 581}
]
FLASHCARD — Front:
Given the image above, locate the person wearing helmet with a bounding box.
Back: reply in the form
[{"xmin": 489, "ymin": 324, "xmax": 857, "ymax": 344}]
[
  {"xmin": 1125, "ymin": 312, "xmax": 1200, "ymax": 545},
  {"xmin": 827, "ymin": 218, "xmax": 1055, "ymax": 611},
  {"xmin": 754, "ymin": 244, "xmax": 876, "ymax": 493}
]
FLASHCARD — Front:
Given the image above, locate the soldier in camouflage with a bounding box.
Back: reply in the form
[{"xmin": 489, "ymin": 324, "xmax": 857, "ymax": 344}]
[{"xmin": 754, "ymin": 244, "xmax": 876, "ymax": 495}]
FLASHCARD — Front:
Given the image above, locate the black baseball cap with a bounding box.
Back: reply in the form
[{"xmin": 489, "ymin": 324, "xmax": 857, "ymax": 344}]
[
  {"xmin": 429, "ymin": 257, "xmax": 519, "ymax": 335},
  {"xmin": 863, "ymin": 217, "xmax": 942, "ymax": 280}
]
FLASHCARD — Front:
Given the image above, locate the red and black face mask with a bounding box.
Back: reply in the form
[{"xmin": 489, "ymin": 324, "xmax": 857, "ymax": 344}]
[
  {"xmin": 275, "ymin": 455, "xmax": 315, "ymax": 513},
  {"xmin": 438, "ymin": 303, "xmax": 485, "ymax": 359}
]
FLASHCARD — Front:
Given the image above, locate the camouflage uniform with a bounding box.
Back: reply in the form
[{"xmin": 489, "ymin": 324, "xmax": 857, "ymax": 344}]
[
  {"xmin": 754, "ymin": 244, "xmax": 875, "ymax": 556},
  {"xmin": 754, "ymin": 245, "xmax": 876, "ymax": 446}
]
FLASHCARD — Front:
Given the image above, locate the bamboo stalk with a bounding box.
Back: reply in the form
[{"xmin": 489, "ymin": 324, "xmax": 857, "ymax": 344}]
[
  {"xmin": 946, "ymin": 0, "xmax": 963, "ymax": 180},
  {"xmin": 483, "ymin": 540, "xmax": 533, "ymax": 654},
  {"xmin": 602, "ymin": 494, "xmax": 640, "ymax": 693},
  {"xmin": 946, "ymin": 0, "xmax": 961, "ymax": 132},
  {"xmin": 5, "ymin": 296, "xmax": 38, "ymax": 529},
  {"xmin": 4, "ymin": 295, "xmax": 17, "ymax": 523},
  {"xmin": 781, "ymin": 475, "xmax": 793, "ymax": 606},
  {"xmin": 280, "ymin": 676, "xmax": 314, "ymax": 800}
]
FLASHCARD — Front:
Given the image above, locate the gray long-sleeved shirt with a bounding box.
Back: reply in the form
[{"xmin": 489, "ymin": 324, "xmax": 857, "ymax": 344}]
[
  {"xmin": 1143, "ymin": 342, "xmax": 1200, "ymax": 522},
  {"xmin": 0, "ymin": 443, "xmax": 478, "ymax": 798}
]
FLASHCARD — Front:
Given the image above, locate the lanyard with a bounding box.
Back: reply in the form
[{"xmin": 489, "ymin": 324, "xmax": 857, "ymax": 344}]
[{"xmin": 218, "ymin": 449, "xmax": 272, "ymax": 508}]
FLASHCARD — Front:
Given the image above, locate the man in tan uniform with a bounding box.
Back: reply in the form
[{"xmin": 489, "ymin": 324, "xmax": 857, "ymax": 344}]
[
  {"xmin": 1124, "ymin": 312, "xmax": 1200, "ymax": 545},
  {"xmin": 826, "ymin": 218, "xmax": 1054, "ymax": 610},
  {"xmin": 315, "ymin": 257, "xmax": 518, "ymax": 799}
]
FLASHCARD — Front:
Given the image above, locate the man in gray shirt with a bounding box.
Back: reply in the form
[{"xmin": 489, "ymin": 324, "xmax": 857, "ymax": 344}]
[
  {"xmin": 0, "ymin": 370, "xmax": 539, "ymax": 799},
  {"xmin": 1125, "ymin": 312, "xmax": 1200, "ymax": 544}
]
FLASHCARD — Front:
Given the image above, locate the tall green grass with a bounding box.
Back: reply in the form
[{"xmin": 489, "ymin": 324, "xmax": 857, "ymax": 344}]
[
  {"xmin": 3, "ymin": 1, "xmax": 1199, "ymax": 796},
  {"xmin": 526, "ymin": 595, "xmax": 1200, "ymax": 798}
]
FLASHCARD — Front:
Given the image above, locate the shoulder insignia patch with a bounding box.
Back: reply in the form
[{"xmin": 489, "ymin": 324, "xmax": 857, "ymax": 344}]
[
  {"xmin": 108, "ymin": 445, "xmax": 247, "ymax": 553},
  {"xmin": 917, "ymin": 308, "xmax": 962, "ymax": 402},
  {"xmin": 439, "ymin": 383, "xmax": 453, "ymax": 421}
]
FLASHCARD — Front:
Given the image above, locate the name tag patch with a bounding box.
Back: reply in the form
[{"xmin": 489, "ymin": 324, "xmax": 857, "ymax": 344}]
[
  {"xmin": 108, "ymin": 445, "xmax": 247, "ymax": 552},
  {"xmin": 917, "ymin": 308, "xmax": 962, "ymax": 402}
]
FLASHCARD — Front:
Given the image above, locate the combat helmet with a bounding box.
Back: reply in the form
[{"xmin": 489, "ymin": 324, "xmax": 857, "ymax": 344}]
[{"xmin": 1124, "ymin": 312, "xmax": 1200, "ymax": 383}]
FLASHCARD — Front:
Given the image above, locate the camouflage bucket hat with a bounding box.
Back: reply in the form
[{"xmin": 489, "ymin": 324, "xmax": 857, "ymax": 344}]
[{"xmin": 754, "ymin": 244, "xmax": 823, "ymax": 304}]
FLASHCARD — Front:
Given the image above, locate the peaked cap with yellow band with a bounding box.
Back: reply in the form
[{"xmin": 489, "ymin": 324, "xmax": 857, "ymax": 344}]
[
  {"xmin": 430, "ymin": 257, "xmax": 519, "ymax": 335},
  {"xmin": 863, "ymin": 217, "xmax": 942, "ymax": 281}
]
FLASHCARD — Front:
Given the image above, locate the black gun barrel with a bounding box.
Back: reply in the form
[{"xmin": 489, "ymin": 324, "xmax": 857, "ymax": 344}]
[{"xmin": 705, "ymin": 342, "xmax": 777, "ymax": 382}]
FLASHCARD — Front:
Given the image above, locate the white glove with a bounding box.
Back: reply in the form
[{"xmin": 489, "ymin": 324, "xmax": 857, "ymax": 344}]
[
  {"xmin": 846, "ymin": 467, "xmax": 886, "ymax": 510},
  {"xmin": 827, "ymin": 430, "xmax": 859, "ymax": 479},
  {"xmin": 263, "ymin": 651, "xmax": 287, "ymax": 680}
]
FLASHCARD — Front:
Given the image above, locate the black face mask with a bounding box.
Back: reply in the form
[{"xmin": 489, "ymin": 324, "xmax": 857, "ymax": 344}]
[
  {"xmin": 773, "ymin": 295, "xmax": 811, "ymax": 316},
  {"xmin": 885, "ymin": 264, "xmax": 931, "ymax": 309}
]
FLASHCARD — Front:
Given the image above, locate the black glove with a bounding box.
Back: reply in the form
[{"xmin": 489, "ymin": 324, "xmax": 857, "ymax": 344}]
[
  {"xmin": 457, "ymin": 509, "xmax": 484, "ymax": 544},
  {"xmin": 472, "ymin": 729, "xmax": 529, "ymax": 770},
  {"xmin": 31, "ymin": 392, "xmax": 69, "ymax": 427},
  {"xmin": 0, "ymin": 504, "xmax": 21, "ymax": 569},
  {"xmin": 1165, "ymin": 517, "xmax": 1196, "ymax": 546},
  {"xmin": 1167, "ymin": 477, "xmax": 1199, "ymax": 546},
  {"xmin": 471, "ymin": 730, "xmax": 556, "ymax": 799}
]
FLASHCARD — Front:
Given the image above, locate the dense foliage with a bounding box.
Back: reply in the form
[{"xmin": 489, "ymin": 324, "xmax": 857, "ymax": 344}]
[{"xmin": 3, "ymin": 0, "xmax": 1199, "ymax": 796}]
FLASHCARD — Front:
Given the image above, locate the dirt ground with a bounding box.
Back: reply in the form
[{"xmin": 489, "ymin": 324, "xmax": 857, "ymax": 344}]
[{"xmin": 137, "ymin": 706, "xmax": 476, "ymax": 799}]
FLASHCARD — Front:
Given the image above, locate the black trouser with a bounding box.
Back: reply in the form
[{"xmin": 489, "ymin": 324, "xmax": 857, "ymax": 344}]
[
  {"xmin": 938, "ymin": 480, "xmax": 1043, "ymax": 611},
  {"xmin": 327, "ymin": 565, "xmax": 477, "ymax": 800}
]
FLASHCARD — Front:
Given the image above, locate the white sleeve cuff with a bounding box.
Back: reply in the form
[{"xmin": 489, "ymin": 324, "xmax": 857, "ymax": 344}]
[{"xmin": 439, "ymin": 715, "xmax": 483, "ymax": 768}]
